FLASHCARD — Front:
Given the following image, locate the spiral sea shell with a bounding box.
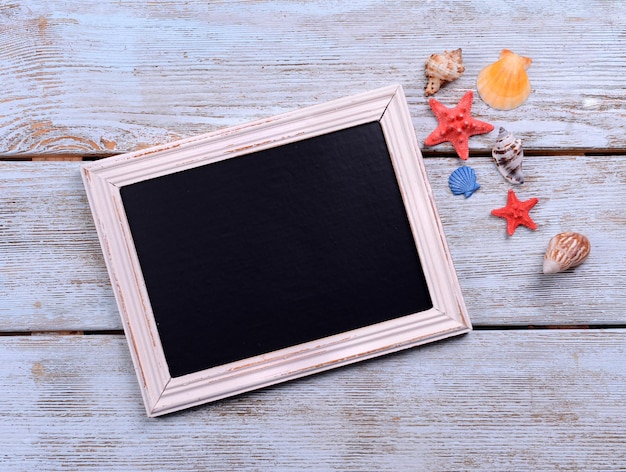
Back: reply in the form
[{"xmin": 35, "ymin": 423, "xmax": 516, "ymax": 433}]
[
  {"xmin": 543, "ymin": 232, "xmax": 591, "ymax": 274},
  {"xmin": 492, "ymin": 127, "xmax": 524, "ymax": 184},
  {"xmin": 448, "ymin": 165, "xmax": 480, "ymax": 198},
  {"xmin": 424, "ymin": 48, "xmax": 465, "ymax": 96},
  {"xmin": 476, "ymin": 49, "xmax": 532, "ymax": 110}
]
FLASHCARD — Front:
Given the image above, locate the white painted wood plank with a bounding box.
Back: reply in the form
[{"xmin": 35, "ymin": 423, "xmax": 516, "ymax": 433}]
[
  {"xmin": 425, "ymin": 153, "xmax": 626, "ymax": 326},
  {"xmin": 0, "ymin": 162, "xmax": 118, "ymax": 331},
  {"xmin": 1, "ymin": 0, "xmax": 626, "ymax": 155},
  {"xmin": 1, "ymin": 330, "xmax": 625, "ymax": 470},
  {"xmin": 2, "ymin": 157, "xmax": 625, "ymax": 331}
]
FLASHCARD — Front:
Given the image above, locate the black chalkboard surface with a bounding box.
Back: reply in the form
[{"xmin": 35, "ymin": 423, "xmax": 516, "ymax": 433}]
[
  {"xmin": 82, "ymin": 85, "xmax": 470, "ymax": 416},
  {"xmin": 121, "ymin": 121, "xmax": 432, "ymax": 378}
]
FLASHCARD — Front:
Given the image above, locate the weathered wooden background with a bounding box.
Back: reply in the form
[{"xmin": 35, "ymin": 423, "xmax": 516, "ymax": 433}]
[{"xmin": 1, "ymin": 0, "xmax": 625, "ymax": 470}]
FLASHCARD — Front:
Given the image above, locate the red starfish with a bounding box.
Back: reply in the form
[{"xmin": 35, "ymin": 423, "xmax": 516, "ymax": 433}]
[
  {"xmin": 491, "ymin": 189, "xmax": 539, "ymax": 236},
  {"xmin": 424, "ymin": 91, "xmax": 494, "ymax": 160}
]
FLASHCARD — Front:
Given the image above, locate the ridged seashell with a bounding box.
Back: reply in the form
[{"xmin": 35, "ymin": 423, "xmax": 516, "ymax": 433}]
[
  {"xmin": 424, "ymin": 48, "xmax": 465, "ymax": 96},
  {"xmin": 476, "ymin": 49, "xmax": 532, "ymax": 110},
  {"xmin": 448, "ymin": 165, "xmax": 480, "ymax": 198},
  {"xmin": 543, "ymin": 232, "xmax": 591, "ymax": 274},
  {"xmin": 492, "ymin": 127, "xmax": 524, "ymax": 184}
]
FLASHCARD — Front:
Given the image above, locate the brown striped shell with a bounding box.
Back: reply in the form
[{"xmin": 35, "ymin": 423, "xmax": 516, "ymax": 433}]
[
  {"xmin": 543, "ymin": 232, "xmax": 591, "ymax": 274},
  {"xmin": 492, "ymin": 127, "xmax": 524, "ymax": 184},
  {"xmin": 424, "ymin": 48, "xmax": 465, "ymax": 96}
]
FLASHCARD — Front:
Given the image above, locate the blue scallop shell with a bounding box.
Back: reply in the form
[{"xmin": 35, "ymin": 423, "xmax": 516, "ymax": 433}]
[{"xmin": 448, "ymin": 165, "xmax": 480, "ymax": 198}]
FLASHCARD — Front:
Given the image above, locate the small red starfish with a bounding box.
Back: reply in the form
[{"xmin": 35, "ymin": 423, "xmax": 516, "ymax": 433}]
[
  {"xmin": 424, "ymin": 91, "xmax": 494, "ymax": 160},
  {"xmin": 491, "ymin": 189, "xmax": 539, "ymax": 236}
]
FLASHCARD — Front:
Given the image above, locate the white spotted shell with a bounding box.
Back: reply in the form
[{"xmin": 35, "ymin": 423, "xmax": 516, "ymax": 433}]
[
  {"xmin": 492, "ymin": 127, "xmax": 524, "ymax": 184},
  {"xmin": 543, "ymin": 232, "xmax": 591, "ymax": 274},
  {"xmin": 424, "ymin": 48, "xmax": 465, "ymax": 96}
]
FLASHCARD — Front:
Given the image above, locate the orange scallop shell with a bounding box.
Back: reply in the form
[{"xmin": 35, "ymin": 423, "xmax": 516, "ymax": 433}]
[{"xmin": 476, "ymin": 49, "xmax": 532, "ymax": 110}]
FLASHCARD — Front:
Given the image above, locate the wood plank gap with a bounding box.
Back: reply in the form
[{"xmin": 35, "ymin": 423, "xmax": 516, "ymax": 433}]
[
  {"xmin": 421, "ymin": 148, "xmax": 621, "ymax": 158},
  {"xmin": 4, "ymin": 148, "xmax": 626, "ymax": 162},
  {"xmin": 584, "ymin": 149, "xmax": 626, "ymax": 156},
  {"xmin": 0, "ymin": 330, "xmax": 125, "ymax": 336},
  {"xmin": 0, "ymin": 153, "xmax": 116, "ymax": 161},
  {"xmin": 473, "ymin": 324, "xmax": 626, "ymax": 330},
  {"xmin": 83, "ymin": 329, "xmax": 125, "ymax": 336},
  {"xmin": 1, "ymin": 327, "xmax": 625, "ymax": 338}
]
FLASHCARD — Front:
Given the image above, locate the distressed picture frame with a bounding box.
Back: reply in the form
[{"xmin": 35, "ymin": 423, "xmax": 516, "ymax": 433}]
[{"xmin": 81, "ymin": 84, "xmax": 471, "ymax": 417}]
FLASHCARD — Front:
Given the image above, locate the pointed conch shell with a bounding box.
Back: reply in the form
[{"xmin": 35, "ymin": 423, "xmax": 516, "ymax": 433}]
[
  {"xmin": 543, "ymin": 232, "xmax": 591, "ymax": 274},
  {"xmin": 492, "ymin": 127, "xmax": 524, "ymax": 184},
  {"xmin": 424, "ymin": 48, "xmax": 465, "ymax": 96},
  {"xmin": 476, "ymin": 49, "xmax": 532, "ymax": 110}
]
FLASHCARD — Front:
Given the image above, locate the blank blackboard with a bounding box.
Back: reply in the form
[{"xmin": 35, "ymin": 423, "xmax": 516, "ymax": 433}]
[{"xmin": 121, "ymin": 121, "xmax": 432, "ymax": 378}]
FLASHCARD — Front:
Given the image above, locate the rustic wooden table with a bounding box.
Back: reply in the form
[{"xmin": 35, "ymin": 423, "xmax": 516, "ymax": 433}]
[{"xmin": 2, "ymin": 1, "xmax": 625, "ymax": 470}]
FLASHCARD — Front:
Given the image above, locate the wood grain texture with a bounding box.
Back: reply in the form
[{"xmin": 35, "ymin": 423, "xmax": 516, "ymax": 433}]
[
  {"xmin": 1, "ymin": 0, "xmax": 626, "ymax": 156},
  {"xmin": 426, "ymin": 153, "xmax": 626, "ymax": 326},
  {"xmin": 2, "ymin": 2, "xmax": 625, "ymax": 469},
  {"xmin": 0, "ymin": 162, "xmax": 117, "ymax": 331},
  {"xmin": 2, "ymin": 156, "xmax": 625, "ymax": 332},
  {"xmin": 2, "ymin": 330, "xmax": 625, "ymax": 470}
]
